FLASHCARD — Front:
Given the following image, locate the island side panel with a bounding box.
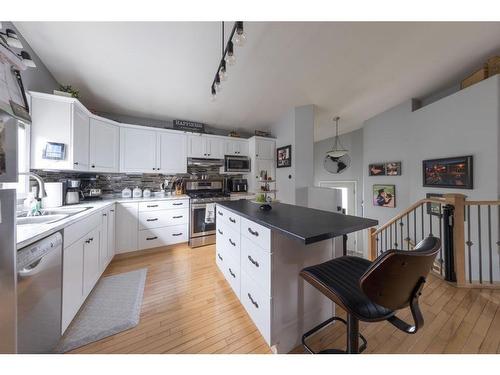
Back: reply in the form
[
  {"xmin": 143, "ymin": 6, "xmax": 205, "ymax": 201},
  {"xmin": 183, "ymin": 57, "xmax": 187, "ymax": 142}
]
[{"xmin": 271, "ymin": 230, "xmax": 340, "ymax": 354}]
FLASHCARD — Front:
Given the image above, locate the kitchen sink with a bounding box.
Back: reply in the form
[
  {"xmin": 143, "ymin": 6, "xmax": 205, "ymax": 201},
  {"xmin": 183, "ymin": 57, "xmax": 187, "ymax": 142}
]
[
  {"xmin": 16, "ymin": 206, "xmax": 93, "ymax": 225},
  {"xmin": 17, "ymin": 214, "xmax": 69, "ymax": 225}
]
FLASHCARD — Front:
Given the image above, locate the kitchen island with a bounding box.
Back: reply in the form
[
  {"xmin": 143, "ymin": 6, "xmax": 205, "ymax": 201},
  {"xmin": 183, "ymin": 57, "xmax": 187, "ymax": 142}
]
[{"xmin": 215, "ymin": 200, "xmax": 377, "ymax": 353}]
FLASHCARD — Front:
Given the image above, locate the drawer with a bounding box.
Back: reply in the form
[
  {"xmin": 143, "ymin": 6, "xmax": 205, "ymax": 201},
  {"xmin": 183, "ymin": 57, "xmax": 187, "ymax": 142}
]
[
  {"xmin": 64, "ymin": 210, "xmax": 102, "ymax": 247},
  {"xmin": 241, "ymin": 236, "xmax": 272, "ymax": 296},
  {"xmin": 216, "ymin": 205, "xmax": 241, "ymax": 232},
  {"xmin": 216, "ymin": 221, "xmax": 241, "ymax": 263},
  {"xmin": 138, "ymin": 208, "xmax": 188, "ymax": 229},
  {"xmin": 215, "ymin": 245, "xmax": 225, "ymax": 274},
  {"xmin": 138, "ymin": 199, "xmax": 189, "ymax": 212},
  {"xmin": 224, "ymin": 251, "xmax": 241, "ymax": 298},
  {"xmin": 241, "ymin": 217, "xmax": 271, "ymax": 251},
  {"xmin": 241, "ymin": 271, "xmax": 271, "ymax": 344},
  {"xmin": 138, "ymin": 224, "xmax": 188, "ymax": 249}
]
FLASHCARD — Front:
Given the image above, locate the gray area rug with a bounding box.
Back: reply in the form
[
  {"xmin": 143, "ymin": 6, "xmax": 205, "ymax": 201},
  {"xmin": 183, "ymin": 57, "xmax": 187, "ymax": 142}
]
[{"xmin": 56, "ymin": 268, "xmax": 147, "ymax": 353}]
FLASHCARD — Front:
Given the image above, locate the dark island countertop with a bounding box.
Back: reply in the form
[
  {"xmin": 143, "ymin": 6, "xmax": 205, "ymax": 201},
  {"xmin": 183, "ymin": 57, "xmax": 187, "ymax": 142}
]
[{"xmin": 217, "ymin": 200, "xmax": 378, "ymax": 245}]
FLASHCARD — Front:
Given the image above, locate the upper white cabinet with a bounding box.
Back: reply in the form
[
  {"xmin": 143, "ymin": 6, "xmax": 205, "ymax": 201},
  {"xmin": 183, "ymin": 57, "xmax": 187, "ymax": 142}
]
[
  {"xmin": 254, "ymin": 138, "xmax": 275, "ymax": 160},
  {"xmin": 157, "ymin": 131, "xmax": 187, "ymax": 174},
  {"xmin": 187, "ymin": 134, "xmax": 225, "ymax": 159},
  {"xmin": 120, "ymin": 126, "xmax": 158, "ymax": 173},
  {"xmin": 30, "ymin": 92, "xmax": 90, "ymax": 171},
  {"xmin": 120, "ymin": 126, "xmax": 188, "ymax": 174},
  {"xmin": 225, "ymin": 138, "xmax": 249, "ymax": 156},
  {"xmin": 89, "ymin": 116, "xmax": 120, "ymax": 173}
]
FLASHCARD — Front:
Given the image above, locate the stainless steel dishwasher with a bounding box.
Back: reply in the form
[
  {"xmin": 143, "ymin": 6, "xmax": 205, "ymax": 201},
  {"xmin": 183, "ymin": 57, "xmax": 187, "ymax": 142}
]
[{"xmin": 17, "ymin": 232, "xmax": 63, "ymax": 353}]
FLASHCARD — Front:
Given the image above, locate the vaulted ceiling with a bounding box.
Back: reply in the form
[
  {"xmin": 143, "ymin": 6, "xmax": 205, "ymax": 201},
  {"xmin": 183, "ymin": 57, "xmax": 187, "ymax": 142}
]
[{"xmin": 15, "ymin": 22, "xmax": 500, "ymax": 141}]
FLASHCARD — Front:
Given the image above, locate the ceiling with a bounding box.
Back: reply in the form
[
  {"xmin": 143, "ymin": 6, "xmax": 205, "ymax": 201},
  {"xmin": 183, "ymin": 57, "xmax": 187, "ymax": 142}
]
[{"xmin": 15, "ymin": 22, "xmax": 500, "ymax": 141}]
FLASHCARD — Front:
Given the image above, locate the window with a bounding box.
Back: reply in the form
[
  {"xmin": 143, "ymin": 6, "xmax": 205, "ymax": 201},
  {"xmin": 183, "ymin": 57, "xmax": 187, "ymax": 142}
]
[{"xmin": 3, "ymin": 122, "xmax": 30, "ymax": 199}]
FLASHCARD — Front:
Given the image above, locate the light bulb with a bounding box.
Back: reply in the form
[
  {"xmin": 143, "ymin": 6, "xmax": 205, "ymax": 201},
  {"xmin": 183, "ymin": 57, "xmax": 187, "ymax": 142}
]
[
  {"xmin": 6, "ymin": 29, "xmax": 23, "ymax": 49},
  {"xmin": 215, "ymin": 74, "xmax": 222, "ymax": 92},
  {"xmin": 211, "ymin": 86, "xmax": 217, "ymax": 101},
  {"xmin": 234, "ymin": 32, "xmax": 246, "ymax": 47},
  {"xmin": 20, "ymin": 51, "xmax": 36, "ymax": 68},
  {"xmin": 225, "ymin": 54, "xmax": 236, "ymax": 66},
  {"xmin": 219, "ymin": 67, "xmax": 227, "ymax": 81}
]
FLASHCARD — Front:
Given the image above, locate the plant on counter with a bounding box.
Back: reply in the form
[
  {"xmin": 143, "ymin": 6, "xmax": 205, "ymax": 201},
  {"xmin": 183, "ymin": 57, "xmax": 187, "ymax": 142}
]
[{"xmin": 57, "ymin": 85, "xmax": 80, "ymax": 98}]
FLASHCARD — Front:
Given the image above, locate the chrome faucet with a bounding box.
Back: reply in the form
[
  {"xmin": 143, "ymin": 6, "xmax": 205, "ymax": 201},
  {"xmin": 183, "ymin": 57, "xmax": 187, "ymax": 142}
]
[{"xmin": 19, "ymin": 172, "xmax": 47, "ymax": 199}]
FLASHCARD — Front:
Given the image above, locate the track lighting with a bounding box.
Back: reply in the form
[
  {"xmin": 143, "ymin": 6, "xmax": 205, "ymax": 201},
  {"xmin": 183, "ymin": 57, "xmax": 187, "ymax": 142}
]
[
  {"xmin": 2, "ymin": 28, "xmax": 23, "ymax": 49},
  {"xmin": 210, "ymin": 21, "xmax": 247, "ymax": 99},
  {"xmin": 19, "ymin": 51, "xmax": 36, "ymax": 68},
  {"xmin": 211, "ymin": 86, "xmax": 217, "ymax": 101}
]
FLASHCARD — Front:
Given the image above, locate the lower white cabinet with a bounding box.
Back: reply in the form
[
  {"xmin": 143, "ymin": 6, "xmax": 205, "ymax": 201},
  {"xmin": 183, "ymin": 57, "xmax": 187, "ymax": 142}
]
[
  {"xmin": 116, "ymin": 203, "xmax": 139, "ymax": 254},
  {"xmin": 62, "ymin": 235, "xmax": 85, "ymax": 333},
  {"xmin": 99, "ymin": 205, "xmax": 116, "ymax": 272},
  {"xmin": 83, "ymin": 227, "xmax": 101, "ymax": 297}
]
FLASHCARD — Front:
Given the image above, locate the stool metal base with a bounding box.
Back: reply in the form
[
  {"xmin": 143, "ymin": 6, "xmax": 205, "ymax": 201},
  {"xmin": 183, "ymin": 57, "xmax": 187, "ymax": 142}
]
[{"xmin": 302, "ymin": 316, "xmax": 367, "ymax": 354}]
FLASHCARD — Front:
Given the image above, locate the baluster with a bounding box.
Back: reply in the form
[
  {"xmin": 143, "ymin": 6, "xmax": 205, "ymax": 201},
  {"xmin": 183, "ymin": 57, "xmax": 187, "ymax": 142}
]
[
  {"xmin": 400, "ymin": 218, "xmax": 404, "ymax": 250},
  {"xmin": 429, "ymin": 204, "xmax": 433, "ymax": 236},
  {"xmin": 406, "ymin": 213, "xmax": 410, "ymax": 251},
  {"xmin": 477, "ymin": 205, "xmax": 482, "ymax": 284},
  {"xmin": 438, "ymin": 204, "xmax": 443, "ymax": 276},
  {"xmin": 421, "ymin": 204, "xmax": 424, "ymax": 241},
  {"xmin": 390, "ymin": 224, "xmax": 393, "ymax": 249},
  {"xmin": 384, "ymin": 229, "xmax": 387, "ymax": 252},
  {"xmin": 487, "ymin": 205, "xmax": 493, "ymax": 284},
  {"xmin": 413, "ymin": 209, "xmax": 417, "ymax": 247},
  {"xmin": 466, "ymin": 205, "xmax": 472, "ymax": 283}
]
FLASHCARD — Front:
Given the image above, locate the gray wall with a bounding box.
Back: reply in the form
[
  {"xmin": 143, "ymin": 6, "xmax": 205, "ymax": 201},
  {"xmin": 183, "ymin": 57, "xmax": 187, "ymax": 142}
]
[
  {"xmin": 314, "ymin": 128, "xmax": 364, "ymax": 217},
  {"xmin": 4, "ymin": 22, "xmax": 59, "ymax": 93}
]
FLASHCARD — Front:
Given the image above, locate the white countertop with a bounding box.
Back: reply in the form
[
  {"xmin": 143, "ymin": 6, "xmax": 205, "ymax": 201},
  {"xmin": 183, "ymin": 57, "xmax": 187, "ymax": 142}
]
[{"xmin": 16, "ymin": 195, "xmax": 190, "ymax": 250}]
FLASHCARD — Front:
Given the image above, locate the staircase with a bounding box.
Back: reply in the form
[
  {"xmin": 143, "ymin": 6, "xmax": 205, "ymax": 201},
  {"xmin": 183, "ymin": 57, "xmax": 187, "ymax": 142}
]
[{"xmin": 367, "ymin": 194, "xmax": 500, "ymax": 289}]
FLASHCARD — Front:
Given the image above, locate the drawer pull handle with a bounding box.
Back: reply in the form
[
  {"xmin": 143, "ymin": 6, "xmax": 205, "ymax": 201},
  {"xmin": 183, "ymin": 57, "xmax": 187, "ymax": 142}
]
[
  {"xmin": 229, "ymin": 239, "xmax": 236, "ymax": 246},
  {"xmin": 218, "ymin": 229, "xmax": 223, "ymax": 235},
  {"xmin": 248, "ymin": 255, "xmax": 260, "ymax": 268},
  {"xmin": 247, "ymin": 293, "xmax": 259, "ymax": 309},
  {"xmin": 217, "ymin": 210, "xmax": 223, "ymax": 216},
  {"xmin": 172, "ymin": 233, "xmax": 183, "ymax": 236},
  {"xmin": 229, "ymin": 268, "xmax": 236, "ymax": 278},
  {"xmin": 229, "ymin": 217, "xmax": 236, "ymax": 223},
  {"xmin": 147, "ymin": 204, "xmax": 159, "ymax": 208},
  {"xmin": 173, "ymin": 202, "xmax": 183, "ymax": 206},
  {"xmin": 103, "ymin": 213, "xmax": 107, "ymax": 217},
  {"xmin": 147, "ymin": 218, "xmax": 158, "ymax": 222},
  {"xmin": 217, "ymin": 253, "xmax": 223, "ymax": 261},
  {"xmin": 248, "ymin": 227, "xmax": 259, "ymax": 237},
  {"xmin": 146, "ymin": 236, "xmax": 158, "ymax": 241},
  {"xmin": 110, "ymin": 209, "xmax": 115, "ymax": 212},
  {"xmin": 172, "ymin": 215, "xmax": 183, "ymax": 219}
]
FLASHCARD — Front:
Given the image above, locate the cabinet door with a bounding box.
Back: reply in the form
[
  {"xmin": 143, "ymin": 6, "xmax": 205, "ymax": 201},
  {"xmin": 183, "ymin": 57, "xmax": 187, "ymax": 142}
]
[
  {"xmin": 89, "ymin": 118, "xmax": 119, "ymax": 172},
  {"xmin": 224, "ymin": 139, "xmax": 237, "ymax": 156},
  {"xmin": 236, "ymin": 140, "xmax": 249, "ymax": 156},
  {"xmin": 107, "ymin": 206, "xmax": 116, "ymax": 262},
  {"xmin": 83, "ymin": 227, "xmax": 101, "ymax": 297},
  {"xmin": 120, "ymin": 127, "xmax": 157, "ymax": 173},
  {"xmin": 72, "ymin": 105, "xmax": 90, "ymax": 170},
  {"xmin": 99, "ymin": 210, "xmax": 109, "ymax": 273},
  {"xmin": 115, "ymin": 203, "xmax": 138, "ymax": 254},
  {"xmin": 158, "ymin": 132, "xmax": 187, "ymax": 174},
  {"xmin": 187, "ymin": 135, "xmax": 206, "ymax": 158},
  {"xmin": 62, "ymin": 239, "xmax": 84, "ymax": 333},
  {"xmin": 256, "ymin": 139, "xmax": 275, "ymax": 160},
  {"xmin": 206, "ymin": 137, "xmax": 224, "ymax": 159}
]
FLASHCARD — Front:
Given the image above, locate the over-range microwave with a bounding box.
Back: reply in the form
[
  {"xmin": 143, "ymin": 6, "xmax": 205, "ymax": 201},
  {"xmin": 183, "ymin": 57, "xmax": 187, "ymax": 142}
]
[{"xmin": 224, "ymin": 155, "xmax": 251, "ymax": 173}]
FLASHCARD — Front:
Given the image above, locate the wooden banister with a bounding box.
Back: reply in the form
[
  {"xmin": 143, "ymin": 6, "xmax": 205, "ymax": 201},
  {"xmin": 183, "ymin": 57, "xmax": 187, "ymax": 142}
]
[
  {"xmin": 464, "ymin": 200, "xmax": 500, "ymax": 205},
  {"xmin": 368, "ymin": 227, "xmax": 377, "ymax": 260},
  {"xmin": 373, "ymin": 198, "xmax": 445, "ymax": 235},
  {"xmin": 443, "ymin": 194, "xmax": 467, "ymax": 287}
]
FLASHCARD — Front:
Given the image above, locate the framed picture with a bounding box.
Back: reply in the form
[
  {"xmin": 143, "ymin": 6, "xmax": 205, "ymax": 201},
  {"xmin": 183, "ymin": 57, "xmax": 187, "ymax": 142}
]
[
  {"xmin": 422, "ymin": 156, "xmax": 473, "ymax": 189},
  {"xmin": 385, "ymin": 162, "xmax": 402, "ymax": 176},
  {"xmin": 373, "ymin": 184, "xmax": 396, "ymax": 208},
  {"xmin": 426, "ymin": 193, "xmax": 443, "ymax": 217},
  {"xmin": 369, "ymin": 163, "xmax": 386, "ymax": 176},
  {"xmin": 277, "ymin": 145, "xmax": 292, "ymax": 168}
]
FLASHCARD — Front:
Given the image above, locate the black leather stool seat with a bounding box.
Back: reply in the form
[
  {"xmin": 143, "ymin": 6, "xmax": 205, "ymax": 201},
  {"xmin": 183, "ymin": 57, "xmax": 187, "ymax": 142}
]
[{"xmin": 301, "ymin": 256, "xmax": 394, "ymax": 322}]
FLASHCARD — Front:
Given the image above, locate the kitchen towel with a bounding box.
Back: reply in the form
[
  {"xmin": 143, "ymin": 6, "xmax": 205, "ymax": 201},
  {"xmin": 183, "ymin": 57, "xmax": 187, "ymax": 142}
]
[{"xmin": 205, "ymin": 203, "xmax": 215, "ymax": 224}]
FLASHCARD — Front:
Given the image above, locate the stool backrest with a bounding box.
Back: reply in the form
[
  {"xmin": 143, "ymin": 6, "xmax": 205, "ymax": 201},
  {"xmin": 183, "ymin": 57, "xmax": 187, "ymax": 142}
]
[{"xmin": 359, "ymin": 236, "xmax": 441, "ymax": 311}]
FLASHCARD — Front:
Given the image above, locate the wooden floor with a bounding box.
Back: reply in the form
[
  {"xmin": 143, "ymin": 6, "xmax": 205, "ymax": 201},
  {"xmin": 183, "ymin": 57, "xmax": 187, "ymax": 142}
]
[{"xmin": 70, "ymin": 243, "xmax": 500, "ymax": 354}]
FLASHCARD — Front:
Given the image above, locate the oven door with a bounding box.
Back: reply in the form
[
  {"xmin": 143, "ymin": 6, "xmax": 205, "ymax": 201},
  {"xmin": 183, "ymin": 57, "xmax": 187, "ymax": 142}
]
[
  {"xmin": 190, "ymin": 203, "xmax": 216, "ymax": 238},
  {"xmin": 224, "ymin": 156, "xmax": 251, "ymax": 173}
]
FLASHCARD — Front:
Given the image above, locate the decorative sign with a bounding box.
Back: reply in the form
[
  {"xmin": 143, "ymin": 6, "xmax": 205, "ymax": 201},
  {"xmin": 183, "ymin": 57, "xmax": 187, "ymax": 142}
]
[{"xmin": 173, "ymin": 119, "xmax": 205, "ymax": 133}]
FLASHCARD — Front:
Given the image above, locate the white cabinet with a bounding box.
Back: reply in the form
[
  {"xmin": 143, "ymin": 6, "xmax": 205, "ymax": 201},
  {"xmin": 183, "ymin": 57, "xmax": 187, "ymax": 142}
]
[
  {"xmin": 30, "ymin": 93, "xmax": 90, "ymax": 171},
  {"xmin": 225, "ymin": 138, "xmax": 249, "ymax": 156},
  {"xmin": 248, "ymin": 137, "xmax": 276, "ymax": 194},
  {"xmin": 120, "ymin": 127, "xmax": 157, "ymax": 173},
  {"xmin": 99, "ymin": 205, "xmax": 115, "ymax": 272},
  {"xmin": 89, "ymin": 117, "xmax": 120, "ymax": 172},
  {"xmin": 255, "ymin": 138, "xmax": 275, "ymax": 160},
  {"xmin": 116, "ymin": 202, "xmax": 139, "ymax": 254},
  {"xmin": 62, "ymin": 237, "xmax": 84, "ymax": 333},
  {"xmin": 187, "ymin": 134, "xmax": 224, "ymax": 159},
  {"xmin": 157, "ymin": 131, "xmax": 187, "ymax": 174},
  {"xmin": 83, "ymin": 227, "xmax": 101, "ymax": 297}
]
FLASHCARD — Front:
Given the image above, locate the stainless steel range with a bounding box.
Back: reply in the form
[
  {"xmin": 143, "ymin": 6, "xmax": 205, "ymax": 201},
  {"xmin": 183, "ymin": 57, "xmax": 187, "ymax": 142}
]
[{"xmin": 187, "ymin": 179, "xmax": 230, "ymax": 247}]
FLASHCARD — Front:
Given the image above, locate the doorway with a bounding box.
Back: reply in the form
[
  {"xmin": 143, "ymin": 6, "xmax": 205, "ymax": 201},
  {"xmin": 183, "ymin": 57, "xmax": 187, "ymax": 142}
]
[{"xmin": 318, "ymin": 180, "xmax": 360, "ymax": 254}]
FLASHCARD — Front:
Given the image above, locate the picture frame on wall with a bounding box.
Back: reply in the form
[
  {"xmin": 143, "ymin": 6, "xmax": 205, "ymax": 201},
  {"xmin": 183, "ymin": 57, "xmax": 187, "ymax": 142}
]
[
  {"xmin": 373, "ymin": 184, "xmax": 396, "ymax": 208},
  {"xmin": 422, "ymin": 155, "xmax": 473, "ymax": 189},
  {"xmin": 385, "ymin": 162, "xmax": 402, "ymax": 176},
  {"xmin": 277, "ymin": 145, "xmax": 292, "ymax": 168},
  {"xmin": 369, "ymin": 163, "xmax": 386, "ymax": 176},
  {"xmin": 426, "ymin": 193, "xmax": 444, "ymax": 217}
]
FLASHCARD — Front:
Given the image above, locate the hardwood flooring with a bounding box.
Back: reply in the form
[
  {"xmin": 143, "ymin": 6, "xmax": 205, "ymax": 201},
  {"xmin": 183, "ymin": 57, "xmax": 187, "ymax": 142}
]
[{"xmin": 70, "ymin": 243, "xmax": 500, "ymax": 354}]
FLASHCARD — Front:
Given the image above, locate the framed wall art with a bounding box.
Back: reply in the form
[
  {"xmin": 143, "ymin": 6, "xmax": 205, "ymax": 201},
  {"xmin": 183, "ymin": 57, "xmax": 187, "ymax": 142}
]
[
  {"xmin": 373, "ymin": 184, "xmax": 396, "ymax": 208},
  {"xmin": 422, "ymin": 156, "xmax": 473, "ymax": 189},
  {"xmin": 277, "ymin": 145, "xmax": 292, "ymax": 168}
]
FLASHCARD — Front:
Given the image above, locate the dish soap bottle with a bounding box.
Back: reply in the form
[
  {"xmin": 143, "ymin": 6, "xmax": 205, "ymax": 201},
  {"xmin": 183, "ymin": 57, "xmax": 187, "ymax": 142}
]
[
  {"xmin": 133, "ymin": 186, "xmax": 142, "ymax": 198},
  {"xmin": 122, "ymin": 187, "xmax": 132, "ymax": 198}
]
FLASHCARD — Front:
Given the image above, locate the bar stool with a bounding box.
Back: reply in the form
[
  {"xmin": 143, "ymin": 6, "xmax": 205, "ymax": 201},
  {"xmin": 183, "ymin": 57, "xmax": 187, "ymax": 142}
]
[{"xmin": 300, "ymin": 236, "xmax": 441, "ymax": 354}]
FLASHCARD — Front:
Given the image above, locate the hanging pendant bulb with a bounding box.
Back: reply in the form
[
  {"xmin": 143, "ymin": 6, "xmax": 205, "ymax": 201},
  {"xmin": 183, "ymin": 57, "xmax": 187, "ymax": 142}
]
[
  {"xmin": 234, "ymin": 22, "xmax": 247, "ymax": 47},
  {"xmin": 326, "ymin": 117, "xmax": 349, "ymax": 158},
  {"xmin": 215, "ymin": 73, "xmax": 222, "ymax": 92},
  {"xmin": 225, "ymin": 41, "xmax": 236, "ymax": 66},
  {"xmin": 211, "ymin": 85, "xmax": 217, "ymax": 101},
  {"xmin": 20, "ymin": 51, "xmax": 36, "ymax": 68},
  {"xmin": 5, "ymin": 29, "xmax": 23, "ymax": 49},
  {"xmin": 219, "ymin": 60, "xmax": 228, "ymax": 81}
]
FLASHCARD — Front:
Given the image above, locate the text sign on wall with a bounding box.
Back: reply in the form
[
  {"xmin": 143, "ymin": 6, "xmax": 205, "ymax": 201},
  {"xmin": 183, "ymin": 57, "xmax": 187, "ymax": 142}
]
[{"xmin": 173, "ymin": 119, "xmax": 205, "ymax": 133}]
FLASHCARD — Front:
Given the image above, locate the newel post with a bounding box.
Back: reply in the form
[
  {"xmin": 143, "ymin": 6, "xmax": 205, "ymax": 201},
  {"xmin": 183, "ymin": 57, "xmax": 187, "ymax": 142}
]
[
  {"xmin": 443, "ymin": 194, "xmax": 467, "ymax": 286},
  {"xmin": 368, "ymin": 227, "xmax": 377, "ymax": 261}
]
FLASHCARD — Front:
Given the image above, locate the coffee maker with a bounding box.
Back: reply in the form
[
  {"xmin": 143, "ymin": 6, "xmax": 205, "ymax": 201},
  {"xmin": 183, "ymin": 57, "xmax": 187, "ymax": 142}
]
[
  {"xmin": 64, "ymin": 179, "xmax": 83, "ymax": 205},
  {"xmin": 227, "ymin": 178, "xmax": 248, "ymax": 193}
]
